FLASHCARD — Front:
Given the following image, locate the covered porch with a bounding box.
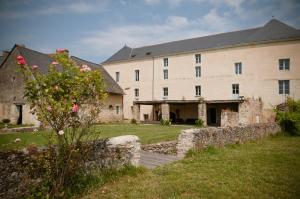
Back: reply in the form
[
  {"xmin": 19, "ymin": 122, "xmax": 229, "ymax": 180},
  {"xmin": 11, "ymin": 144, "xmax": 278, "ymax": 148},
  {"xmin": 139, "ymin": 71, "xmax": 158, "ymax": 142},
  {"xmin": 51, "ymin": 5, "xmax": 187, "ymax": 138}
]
[{"xmin": 133, "ymin": 99, "xmax": 244, "ymax": 126}]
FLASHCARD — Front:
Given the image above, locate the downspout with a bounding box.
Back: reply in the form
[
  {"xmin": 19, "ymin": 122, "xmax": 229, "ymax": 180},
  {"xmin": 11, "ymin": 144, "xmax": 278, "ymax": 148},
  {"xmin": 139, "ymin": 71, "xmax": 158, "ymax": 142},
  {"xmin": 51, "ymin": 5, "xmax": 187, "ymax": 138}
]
[{"xmin": 152, "ymin": 56, "xmax": 155, "ymax": 121}]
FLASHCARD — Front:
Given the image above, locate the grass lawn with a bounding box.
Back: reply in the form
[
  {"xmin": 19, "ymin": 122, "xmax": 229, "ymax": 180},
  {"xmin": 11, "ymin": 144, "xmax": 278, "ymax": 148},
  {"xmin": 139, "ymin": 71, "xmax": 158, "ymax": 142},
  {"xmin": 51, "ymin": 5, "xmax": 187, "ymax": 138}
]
[
  {"xmin": 82, "ymin": 135, "xmax": 300, "ymax": 199},
  {"xmin": 0, "ymin": 124, "xmax": 192, "ymax": 150}
]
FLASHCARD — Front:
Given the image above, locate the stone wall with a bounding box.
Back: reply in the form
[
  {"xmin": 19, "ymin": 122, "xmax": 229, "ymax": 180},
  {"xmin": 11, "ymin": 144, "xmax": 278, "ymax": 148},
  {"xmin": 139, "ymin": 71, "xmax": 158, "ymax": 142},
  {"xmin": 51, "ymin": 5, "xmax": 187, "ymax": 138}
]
[
  {"xmin": 141, "ymin": 140, "xmax": 177, "ymax": 154},
  {"xmin": 221, "ymin": 110, "xmax": 239, "ymax": 127},
  {"xmin": 0, "ymin": 135, "xmax": 140, "ymax": 199},
  {"xmin": 177, "ymin": 123, "xmax": 280, "ymax": 157}
]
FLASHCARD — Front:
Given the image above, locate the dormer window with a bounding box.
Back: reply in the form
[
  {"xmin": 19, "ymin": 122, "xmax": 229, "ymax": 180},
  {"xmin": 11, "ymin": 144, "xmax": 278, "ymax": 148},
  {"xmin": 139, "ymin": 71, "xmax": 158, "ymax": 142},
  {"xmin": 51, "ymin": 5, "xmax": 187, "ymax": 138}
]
[{"xmin": 146, "ymin": 52, "xmax": 151, "ymax": 55}]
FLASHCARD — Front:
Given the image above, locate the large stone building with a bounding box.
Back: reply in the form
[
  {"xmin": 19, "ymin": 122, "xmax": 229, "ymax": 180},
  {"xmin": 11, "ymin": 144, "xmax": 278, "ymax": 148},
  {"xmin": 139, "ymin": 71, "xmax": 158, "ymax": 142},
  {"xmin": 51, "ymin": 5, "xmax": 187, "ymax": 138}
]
[
  {"xmin": 102, "ymin": 19, "xmax": 300, "ymax": 126},
  {"xmin": 0, "ymin": 44, "xmax": 124, "ymax": 126}
]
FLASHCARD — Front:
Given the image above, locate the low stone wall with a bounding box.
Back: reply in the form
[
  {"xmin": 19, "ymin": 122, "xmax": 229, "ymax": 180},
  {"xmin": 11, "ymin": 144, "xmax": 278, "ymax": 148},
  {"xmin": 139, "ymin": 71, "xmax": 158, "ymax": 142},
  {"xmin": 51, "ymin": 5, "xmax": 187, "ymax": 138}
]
[
  {"xmin": 0, "ymin": 135, "xmax": 140, "ymax": 199},
  {"xmin": 177, "ymin": 123, "xmax": 280, "ymax": 157},
  {"xmin": 141, "ymin": 140, "xmax": 177, "ymax": 154},
  {"xmin": 0, "ymin": 126, "xmax": 37, "ymax": 134}
]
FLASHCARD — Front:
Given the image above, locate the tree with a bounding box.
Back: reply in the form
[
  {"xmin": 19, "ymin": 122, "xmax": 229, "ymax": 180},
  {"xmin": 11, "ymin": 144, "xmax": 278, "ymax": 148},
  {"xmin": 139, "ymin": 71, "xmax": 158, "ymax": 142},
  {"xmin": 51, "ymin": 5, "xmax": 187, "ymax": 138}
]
[{"xmin": 18, "ymin": 49, "xmax": 107, "ymax": 197}]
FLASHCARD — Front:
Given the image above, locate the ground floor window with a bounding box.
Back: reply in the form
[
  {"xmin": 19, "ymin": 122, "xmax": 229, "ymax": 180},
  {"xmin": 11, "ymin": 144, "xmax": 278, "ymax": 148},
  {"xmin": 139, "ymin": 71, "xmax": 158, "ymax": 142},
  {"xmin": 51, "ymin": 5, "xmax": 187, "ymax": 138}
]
[
  {"xmin": 116, "ymin": 105, "xmax": 120, "ymax": 114},
  {"xmin": 195, "ymin": 85, "xmax": 201, "ymax": 96},
  {"xmin": 163, "ymin": 87, "xmax": 168, "ymax": 97}
]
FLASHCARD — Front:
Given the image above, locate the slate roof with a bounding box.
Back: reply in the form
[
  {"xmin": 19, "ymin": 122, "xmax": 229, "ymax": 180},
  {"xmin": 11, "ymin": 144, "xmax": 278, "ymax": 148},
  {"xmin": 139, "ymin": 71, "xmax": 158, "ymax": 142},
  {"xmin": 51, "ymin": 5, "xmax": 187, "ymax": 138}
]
[
  {"xmin": 0, "ymin": 56, "xmax": 3, "ymax": 65},
  {"xmin": 71, "ymin": 56, "xmax": 124, "ymax": 94},
  {"xmin": 104, "ymin": 19, "xmax": 300, "ymax": 64},
  {"xmin": 0, "ymin": 45, "xmax": 123, "ymax": 95}
]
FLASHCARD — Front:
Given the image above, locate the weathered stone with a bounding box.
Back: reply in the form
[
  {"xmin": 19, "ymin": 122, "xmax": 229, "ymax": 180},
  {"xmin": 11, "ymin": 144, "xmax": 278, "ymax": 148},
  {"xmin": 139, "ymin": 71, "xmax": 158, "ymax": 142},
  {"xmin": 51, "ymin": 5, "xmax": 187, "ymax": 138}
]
[
  {"xmin": 177, "ymin": 123, "xmax": 280, "ymax": 157},
  {"xmin": 141, "ymin": 140, "xmax": 177, "ymax": 154}
]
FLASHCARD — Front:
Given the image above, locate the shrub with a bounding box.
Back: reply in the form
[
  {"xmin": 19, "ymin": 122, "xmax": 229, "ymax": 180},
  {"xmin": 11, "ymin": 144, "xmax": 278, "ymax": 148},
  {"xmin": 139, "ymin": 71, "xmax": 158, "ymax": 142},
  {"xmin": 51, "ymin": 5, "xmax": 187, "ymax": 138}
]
[
  {"xmin": 131, "ymin": 119, "xmax": 137, "ymax": 124},
  {"xmin": 18, "ymin": 49, "xmax": 106, "ymax": 198},
  {"xmin": 275, "ymin": 97, "xmax": 300, "ymax": 135},
  {"xmin": 195, "ymin": 119, "xmax": 204, "ymax": 127},
  {"xmin": 160, "ymin": 119, "xmax": 171, "ymax": 126},
  {"xmin": 2, "ymin": 118, "xmax": 10, "ymax": 124}
]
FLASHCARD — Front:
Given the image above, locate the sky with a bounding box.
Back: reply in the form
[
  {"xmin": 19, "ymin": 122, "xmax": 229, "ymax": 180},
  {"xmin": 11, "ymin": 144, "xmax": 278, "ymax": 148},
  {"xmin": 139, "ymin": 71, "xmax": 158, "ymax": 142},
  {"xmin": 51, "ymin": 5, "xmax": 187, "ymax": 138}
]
[{"xmin": 0, "ymin": 0, "xmax": 300, "ymax": 63}]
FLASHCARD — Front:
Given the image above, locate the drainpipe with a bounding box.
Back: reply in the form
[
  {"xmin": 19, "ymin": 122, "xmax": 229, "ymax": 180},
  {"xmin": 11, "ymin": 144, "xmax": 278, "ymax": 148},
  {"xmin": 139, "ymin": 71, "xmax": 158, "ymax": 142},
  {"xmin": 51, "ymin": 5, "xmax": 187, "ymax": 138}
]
[{"xmin": 152, "ymin": 56, "xmax": 155, "ymax": 101}]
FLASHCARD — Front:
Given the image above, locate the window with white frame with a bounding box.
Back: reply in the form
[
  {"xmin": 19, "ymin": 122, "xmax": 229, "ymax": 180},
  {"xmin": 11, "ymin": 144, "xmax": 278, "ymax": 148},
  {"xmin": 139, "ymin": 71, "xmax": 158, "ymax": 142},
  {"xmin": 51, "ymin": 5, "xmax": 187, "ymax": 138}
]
[
  {"xmin": 135, "ymin": 70, "xmax": 139, "ymax": 81},
  {"xmin": 115, "ymin": 72, "xmax": 120, "ymax": 82},
  {"xmin": 279, "ymin": 59, "xmax": 290, "ymax": 70},
  {"xmin": 163, "ymin": 69, "xmax": 168, "ymax": 79},
  {"xmin": 195, "ymin": 85, "xmax": 201, "ymax": 96},
  {"xmin": 195, "ymin": 66, "xmax": 201, "ymax": 77},
  {"xmin": 163, "ymin": 58, "xmax": 168, "ymax": 67},
  {"xmin": 163, "ymin": 87, "xmax": 168, "ymax": 97},
  {"xmin": 232, "ymin": 84, "xmax": 239, "ymax": 95},
  {"xmin": 278, "ymin": 80, "xmax": 290, "ymax": 94},
  {"xmin": 195, "ymin": 54, "xmax": 201, "ymax": 64},
  {"xmin": 134, "ymin": 88, "xmax": 139, "ymax": 97},
  {"xmin": 235, "ymin": 62, "xmax": 242, "ymax": 74},
  {"xmin": 116, "ymin": 105, "xmax": 120, "ymax": 114}
]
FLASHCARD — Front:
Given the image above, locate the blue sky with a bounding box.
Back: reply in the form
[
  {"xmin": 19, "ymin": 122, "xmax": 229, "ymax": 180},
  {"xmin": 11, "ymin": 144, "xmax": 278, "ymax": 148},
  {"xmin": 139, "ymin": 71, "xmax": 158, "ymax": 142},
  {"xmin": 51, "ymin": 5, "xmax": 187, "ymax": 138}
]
[{"xmin": 0, "ymin": 0, "xmax": 299, "ymax": 63}]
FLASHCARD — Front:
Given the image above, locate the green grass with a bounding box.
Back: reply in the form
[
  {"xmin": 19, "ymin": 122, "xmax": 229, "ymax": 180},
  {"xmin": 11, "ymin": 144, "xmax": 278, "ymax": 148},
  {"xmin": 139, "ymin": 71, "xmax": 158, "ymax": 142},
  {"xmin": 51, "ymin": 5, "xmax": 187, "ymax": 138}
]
[
  {"xmin": 0, "ymin": 124, "xmax": 192, "ymax": 150},
  {"xmin": 82, "ymin": 135, "xmax": 300, "ymax": 199}
]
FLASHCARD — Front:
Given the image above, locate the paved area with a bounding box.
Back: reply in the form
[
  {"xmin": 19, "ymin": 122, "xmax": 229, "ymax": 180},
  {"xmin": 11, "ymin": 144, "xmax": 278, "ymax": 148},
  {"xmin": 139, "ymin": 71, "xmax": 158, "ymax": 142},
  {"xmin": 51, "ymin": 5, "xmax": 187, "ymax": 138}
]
[{"xmin": 140, "ymin": 151, "xmax": 182, "ymax": 169}]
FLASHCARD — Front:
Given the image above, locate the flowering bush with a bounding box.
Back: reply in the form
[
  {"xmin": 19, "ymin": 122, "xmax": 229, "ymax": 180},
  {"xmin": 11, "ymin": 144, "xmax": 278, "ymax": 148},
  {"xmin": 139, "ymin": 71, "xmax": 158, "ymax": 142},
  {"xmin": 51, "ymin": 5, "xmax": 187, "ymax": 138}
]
[{"xmin": 18, "ymin": 50, "xmax": 107, "ymax": 197}]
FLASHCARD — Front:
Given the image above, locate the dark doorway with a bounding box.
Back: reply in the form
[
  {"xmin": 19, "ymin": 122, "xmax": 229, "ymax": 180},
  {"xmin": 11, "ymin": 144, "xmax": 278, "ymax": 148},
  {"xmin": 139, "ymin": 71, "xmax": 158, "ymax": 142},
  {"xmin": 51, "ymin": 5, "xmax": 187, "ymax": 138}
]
[
  {"xmin": 170, "ymin": 112, "xmax": 176, "ymax": 123},
  {"xmin": 16, "ymin": 105, "xmax": 23, "ymax": 125},
  {"xmin": 208, "ymin": 108, "xmax": 217, "ymax": 125}
]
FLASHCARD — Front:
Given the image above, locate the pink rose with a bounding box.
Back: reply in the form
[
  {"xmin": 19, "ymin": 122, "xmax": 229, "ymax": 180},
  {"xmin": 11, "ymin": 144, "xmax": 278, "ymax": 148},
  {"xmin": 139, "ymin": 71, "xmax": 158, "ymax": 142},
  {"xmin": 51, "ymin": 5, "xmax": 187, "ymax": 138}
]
[
  {"xmin": 17, "ymin": 55, "xmax": 26, "ymax": 65},
  {"xmin": 56, "ymin": 48, "xmax": 66, "ymax": 53},
  {"xmin": 72, "ymin": 104, "xmax": 79, "ymax": 113},
  {"xmin": 51, "ymin": 61, "xmax": 59, "ymax": 65},
  {"xmin": 32, "ymin": 65, "xmax": 39, "ymax": 70}
]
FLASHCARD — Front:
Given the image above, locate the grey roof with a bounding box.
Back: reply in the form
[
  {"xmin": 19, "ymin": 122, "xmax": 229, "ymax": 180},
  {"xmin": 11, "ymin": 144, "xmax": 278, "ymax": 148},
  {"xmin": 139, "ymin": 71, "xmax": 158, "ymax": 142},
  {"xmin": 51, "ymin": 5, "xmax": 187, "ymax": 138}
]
[
  {"xmin": 104, "ymin": 19, "xmax": 300, "ymax": 64},
  {"xmin": 71, "ymin": 56, "xmax": 124, "ymax": 95},
  {"xmin": 0, "ymin": 56, "xmax": 3, "ymax": 65},
  {"xmin": 0, "ymin": 45, "xmax": 123, "ymax": 95}
]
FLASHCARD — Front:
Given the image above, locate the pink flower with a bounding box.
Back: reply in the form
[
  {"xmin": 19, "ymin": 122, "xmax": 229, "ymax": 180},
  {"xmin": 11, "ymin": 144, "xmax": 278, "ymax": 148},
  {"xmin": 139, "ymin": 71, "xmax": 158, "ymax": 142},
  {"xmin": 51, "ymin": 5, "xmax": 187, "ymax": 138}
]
[
  {"xmin": 56, "ymin": 48, "xmax": 66, "ymax": 53},
  {"xmin": 51, "ymin": 61, "xmax": 59, "ymax": 65},
  {"xmin": 72, "ymin": 104, "xmax": 79, "ymax": 113},
  {"xmin": 32, "ymin": 65, "xmax": 39, "ymax": 70},
  {"xmin": 80, "ymin": 64, "xmax": 91, "ymax": 72},
  {"xmin": 47, "ymin": 106, "xmax": 52, "ymax": 112},
  {"xmin": 17, "ymin": 55, "xmax": 26, "ymax": 65}
]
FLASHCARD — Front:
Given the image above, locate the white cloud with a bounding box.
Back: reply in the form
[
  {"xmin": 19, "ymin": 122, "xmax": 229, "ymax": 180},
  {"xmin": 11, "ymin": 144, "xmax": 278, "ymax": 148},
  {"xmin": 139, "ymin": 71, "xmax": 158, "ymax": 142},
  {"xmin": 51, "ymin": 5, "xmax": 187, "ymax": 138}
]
[{"xmin": 79, "ymin": 12, "xmax": 236, "ymax": 60}]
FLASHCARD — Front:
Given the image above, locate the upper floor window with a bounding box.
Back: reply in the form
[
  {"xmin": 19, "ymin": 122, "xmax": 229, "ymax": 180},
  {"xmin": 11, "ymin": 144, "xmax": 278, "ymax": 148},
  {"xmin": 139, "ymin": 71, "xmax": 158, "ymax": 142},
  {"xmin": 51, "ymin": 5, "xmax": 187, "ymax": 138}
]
[
  {"xmin": 134, "ymin": 88, "xmax": 139, "ymax": 97},
  {"xmin": 163, "ymin": 58, "xmax": 168, "ymax": 67},
  {"xmin": 163, "ymin": 69, "xmax": 168, "ymax": 80},
  {"xmin": 163, "ymin": 87, "xmax": 168, "ymax": 97},
  {"xmin": 135, "ymin": 70, "xmax": 139, "ymax": 81},
  {"xmin": 235, "ymin": 62, "xmax": 242, "ymax": 74},
  {"xmin": 115, "ymin": 72, "xmax": 120, "ymax": 82},
  {"xmin": 195, "ymin": 54, "xmax": 201, "ymax": 64},
  {"xmin": 278, "ymin": 80, "xmax": 290, "ymax": 94},
  {"xmin": 232, "ymin": 84, "xmax": 239, "ymax": 95},
  {"xmin": 195, "ymin": 66, "xmax": 201, "ymax": 77},
  {"xmin": 279, "ymin": 59, "xmax": 290, "ymax": 70},
  {"xmin": 195, "ymin": 85, "xmax": 201, "ymax": 96}
]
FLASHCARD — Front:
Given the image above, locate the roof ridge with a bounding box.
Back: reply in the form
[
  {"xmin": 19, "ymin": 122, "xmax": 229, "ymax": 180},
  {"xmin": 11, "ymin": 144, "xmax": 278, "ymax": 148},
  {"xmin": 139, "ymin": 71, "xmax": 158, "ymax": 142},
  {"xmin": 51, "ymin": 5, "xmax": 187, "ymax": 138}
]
[
  {"xmin": 71, "ymin": 56, "xmax": 101, "ymax": 66},
  {"xmin": 131, "ymin": 27, "xmax": 262, "ymax": 50}
]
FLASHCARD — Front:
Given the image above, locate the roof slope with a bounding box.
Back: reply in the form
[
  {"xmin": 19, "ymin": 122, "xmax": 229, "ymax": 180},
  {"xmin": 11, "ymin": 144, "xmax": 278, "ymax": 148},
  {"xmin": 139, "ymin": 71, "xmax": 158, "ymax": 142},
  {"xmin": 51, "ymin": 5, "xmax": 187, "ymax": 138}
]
[
  {"xmin": 104, "ymin": 19, "xmax": 300, "ymax": 64},
  {"xmin": 71, "ymin": 56, "xmax": 124, "ymax": 95},
  {"xmin": 0, "ymin": 56, "xmax": 3, "ymax": 65}
]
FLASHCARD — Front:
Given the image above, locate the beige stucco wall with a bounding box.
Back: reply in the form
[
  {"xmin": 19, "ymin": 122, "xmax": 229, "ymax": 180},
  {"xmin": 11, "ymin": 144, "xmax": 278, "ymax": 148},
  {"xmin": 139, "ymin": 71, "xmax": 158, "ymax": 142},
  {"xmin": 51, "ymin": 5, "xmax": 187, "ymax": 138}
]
[{"xmin": 103, "ymin": 40, "xmax": 300, "ymax": 121}]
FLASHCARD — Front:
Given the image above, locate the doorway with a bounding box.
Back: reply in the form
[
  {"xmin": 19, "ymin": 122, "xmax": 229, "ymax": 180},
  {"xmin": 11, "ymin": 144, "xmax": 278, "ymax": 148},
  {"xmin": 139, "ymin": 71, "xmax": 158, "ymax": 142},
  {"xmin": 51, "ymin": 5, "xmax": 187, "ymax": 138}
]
[
  {"xmin": 208, "ymin": 108, "xmax": 217, "ymax": 125},
  {"xmin": 16, "ymin": 105, "xmax": 23, "ymax": 125}
]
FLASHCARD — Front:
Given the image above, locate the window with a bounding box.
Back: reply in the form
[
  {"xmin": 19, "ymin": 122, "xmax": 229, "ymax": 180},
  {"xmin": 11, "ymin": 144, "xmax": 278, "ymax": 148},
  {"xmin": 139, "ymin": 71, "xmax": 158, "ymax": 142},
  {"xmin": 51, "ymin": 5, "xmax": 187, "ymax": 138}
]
[
  {"xmin": 195, "ymin": 85, "xmax": 201, "ymax": 96},
  {"xmin": 116, "ymin": 105, "xmax": 120, "ymax": 114},
  {"xmin": 135, "ymin": 70, "xmax": 139, "ymax": 81},
  {"xmin": 278, "ymin": 80, "xmax": 290, "ymax": 94},
  {"xmin": 163, "ymin": 87, "xmax": 168, "ymax": 97},
  {"xmin": 163, "ymin": 58, "xmax": 168, "ymax": 67},
  {"xmin": 235, "ymin": 62, "xmax": 242, "ymax": 74},
  {"xmin": 134, "ymin": 88, "xmax": 139, "ymax": 97},
  {"xmin": 279, "ymin": 59, "xmax": 290, "ymax": 70},
  {"xmin": 195, "ymin": 66, "xmax": 201, "ymax": 77},
  {"xmin": 232, "ymin": 84, "xmax": 239, "ymax": 95},
  {"xmin": 163, "ymin": 69, "xmax": 168, "ymax": 79},
  {"xmin": 116, "ymin": 72, "xmax": 120, "ymax": 82},
  {"xmin": 195, "ymin": 54, "xmax": 201, "ymax": 64}
]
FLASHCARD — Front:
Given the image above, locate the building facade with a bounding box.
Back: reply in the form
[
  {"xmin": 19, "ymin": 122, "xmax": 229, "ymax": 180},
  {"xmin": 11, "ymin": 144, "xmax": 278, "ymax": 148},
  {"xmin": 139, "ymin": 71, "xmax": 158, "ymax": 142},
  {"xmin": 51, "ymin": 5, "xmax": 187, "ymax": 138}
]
[
  {"xmin": 0, "ymin": 45, "xmax": 124, "ymax": 126},
  {"xmin": 102, "ymin": 19, "xmax": 300, "ymax": 126}
]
